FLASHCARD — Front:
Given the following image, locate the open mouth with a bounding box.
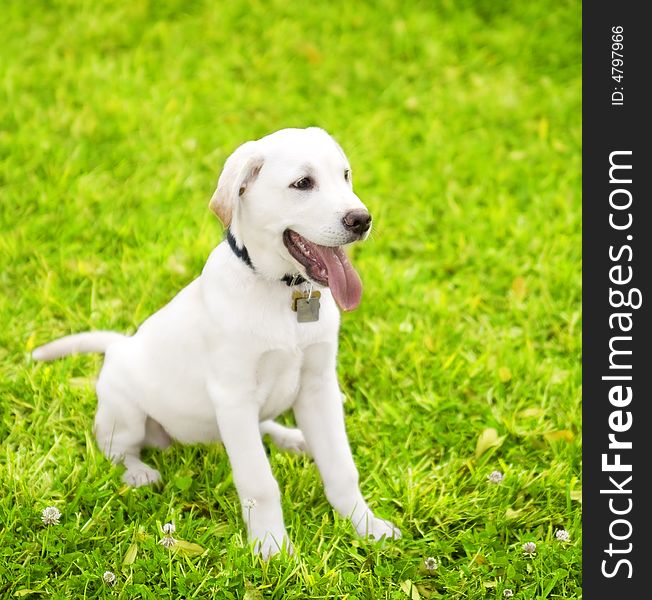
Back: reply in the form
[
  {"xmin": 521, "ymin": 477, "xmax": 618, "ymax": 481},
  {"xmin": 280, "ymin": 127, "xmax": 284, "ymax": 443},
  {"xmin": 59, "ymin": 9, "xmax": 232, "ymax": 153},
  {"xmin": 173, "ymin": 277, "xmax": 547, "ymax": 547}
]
[{"xmin": 282, "ymin": 229, "xmax": 362, "ymax": 311}]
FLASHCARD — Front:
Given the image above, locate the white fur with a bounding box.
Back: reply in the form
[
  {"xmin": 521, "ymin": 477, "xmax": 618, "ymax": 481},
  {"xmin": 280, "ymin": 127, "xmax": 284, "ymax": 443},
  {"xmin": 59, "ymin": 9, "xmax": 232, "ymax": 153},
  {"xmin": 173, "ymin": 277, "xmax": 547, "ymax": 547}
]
[{"xmin": 32, "ymin": 127, "xmax": 400, "ymax": 558}]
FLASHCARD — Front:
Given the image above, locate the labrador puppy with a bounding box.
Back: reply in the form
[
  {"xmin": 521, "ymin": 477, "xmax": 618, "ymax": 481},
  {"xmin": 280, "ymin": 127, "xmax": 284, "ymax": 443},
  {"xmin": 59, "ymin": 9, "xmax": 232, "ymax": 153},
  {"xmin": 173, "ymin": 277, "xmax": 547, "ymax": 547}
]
[{"xmin": 32, "ymin": 127, "xmax": 400, "ymax": 557}]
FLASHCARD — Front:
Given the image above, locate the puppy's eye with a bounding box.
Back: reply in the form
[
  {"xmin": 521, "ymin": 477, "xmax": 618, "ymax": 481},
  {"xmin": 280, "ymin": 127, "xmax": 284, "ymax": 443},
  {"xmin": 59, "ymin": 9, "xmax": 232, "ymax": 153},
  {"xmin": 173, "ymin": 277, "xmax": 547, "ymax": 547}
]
[
  {"xmin": 344, "ymin": 169, "xmax": 351, "ymax": 182},
  {"xmin": 291, "ymin": 177, "xmax": 314, "ymax": 190}
]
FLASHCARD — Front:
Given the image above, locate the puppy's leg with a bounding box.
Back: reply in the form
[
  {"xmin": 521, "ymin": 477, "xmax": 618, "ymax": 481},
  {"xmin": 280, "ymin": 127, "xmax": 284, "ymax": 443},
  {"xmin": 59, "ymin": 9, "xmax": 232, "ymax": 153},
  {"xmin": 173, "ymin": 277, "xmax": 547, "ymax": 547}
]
[
  {"xmin": 293, "ymin": 347, "xmax": 401, "ymax": 541},
  {"xmin": 210, "ymin": 383, "xmax": 290, "ymax": 558},
  {"xmin": 260, "ymin": 420, "xmax": 308, "ymax": 454},
  {"xmin": 144, "ymin": 417, "xmax": 172, "ymax": 450},
  {"xmin": 95, "ymin": 377, "xmax": 161, "ymax": 487}
]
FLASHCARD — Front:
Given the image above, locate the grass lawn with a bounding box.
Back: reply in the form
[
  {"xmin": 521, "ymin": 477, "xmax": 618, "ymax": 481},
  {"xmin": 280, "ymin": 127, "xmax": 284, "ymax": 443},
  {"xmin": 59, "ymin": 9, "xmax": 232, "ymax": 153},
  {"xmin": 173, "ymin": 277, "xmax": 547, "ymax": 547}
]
[{"xmin": 0, "ymin": 1, "xmax": 581, "ymax": 598}]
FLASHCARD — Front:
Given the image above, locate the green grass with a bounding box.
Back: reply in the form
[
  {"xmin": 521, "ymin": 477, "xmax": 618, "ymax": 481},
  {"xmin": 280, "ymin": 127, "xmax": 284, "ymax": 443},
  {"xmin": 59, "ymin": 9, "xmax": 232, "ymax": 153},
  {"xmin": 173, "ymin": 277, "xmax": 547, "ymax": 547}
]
[{"xmin": 0, "ymin": 1, "xmax": 581, "ymax": 598}]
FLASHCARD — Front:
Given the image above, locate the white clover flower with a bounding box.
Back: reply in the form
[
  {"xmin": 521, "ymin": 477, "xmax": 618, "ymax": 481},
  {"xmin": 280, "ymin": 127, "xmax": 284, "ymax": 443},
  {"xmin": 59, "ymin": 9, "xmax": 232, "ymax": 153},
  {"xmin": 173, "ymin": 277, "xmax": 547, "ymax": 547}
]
[
  {"xmin": 159, "ymin": 535, "xmax": 176, "ymax": 549},
  {"xmin": 503, "ymin": 589, "xmax": 514, "ymax": 598},
  {"xmin": 41, "ymin": 506, "xmax": 61, "ymax": 525},
  {"xmin": 487, "ymin": 470, "xmax": 504, "ymax": 484},
  {"xmin": 555, "ymin": 529, "xmax": 570, "ymax": 542},
  {"xmin": 103, "ymin": 571, "xmax": 116, "ymax": 586},
  {"xmin": 424, "ymin": 557, "xmax": 438, "ymax": 571},
  {"xmin": 244, "ymin": 497, "xmax": 257, "ymax": 509},
  {"xmin": 162, "ymin": 522, "xmax": 176, "ymax": 535},
  {"xmin": 522, "ymin": 541, "xmax": 537, "ymax": 555}
]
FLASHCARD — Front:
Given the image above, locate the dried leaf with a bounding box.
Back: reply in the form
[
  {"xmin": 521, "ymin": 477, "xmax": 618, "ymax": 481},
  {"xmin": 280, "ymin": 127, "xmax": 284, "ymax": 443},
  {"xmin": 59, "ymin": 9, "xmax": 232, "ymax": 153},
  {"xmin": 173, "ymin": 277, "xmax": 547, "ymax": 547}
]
[
  {"xmin": 416, "ymin": 585, "xmax": 436, "ymax": 599},
  {"xmin": 538, "ymin": 117, "xmax": 549, "ymax": 141},
  {"xmin": 173, "ymin": 539, "xmax": 206, "ymax": 557},
  {"xmin": 498, "ymin": 367, "xmax": 512, "ymax": 382},
  {"xmin": 166, "ymin": 254, "xmax": 188, "ymax": 276},
  {"xmin": 550, "ymin": 369, "xmax": 569, "ymax": 384},
  {"xmin": 69, "ymin": 376, "xmax": 95, "ymax": 389},
  {"xmin": 122, "ymin": 542, "xmax": 138, "ymax": 568},
  {"xmin": 511, "ymin": 277, "xmax": 527, "ymax": 301},
  {"xmin": 243, "ymin": 587, "xmax": 264, "ymax": 600},
  {"xmin": 400, "ymin": 580, "xmax": 421, "ymax": 600},
  {"xmin": 570, "ymin": 490, "xmax": 582, "ymax": 503},
  {"xmin": 298, "ymin": 43, "xmax": 323, "ymax": 64},
  {"xmin": 505, "ymin": 508, "xmax": 524, "ymax": 519},
  {"xmin": 25, "ymin": 332, "xmax": 37, "ymax": 352},
  {"xmin": 475, "ymin": 428, "xmax": 503, "ymax": 459},
  {"xmin": 518, "ymin": 407, "xmax": 544, "ymax": 419},
  {"xmin": 544, "ymin": 430, "xmax": 574, "ymax": 443},
  {"xmin": 209, "ymin": 522, "xmax": 231, "ymax": 537}
]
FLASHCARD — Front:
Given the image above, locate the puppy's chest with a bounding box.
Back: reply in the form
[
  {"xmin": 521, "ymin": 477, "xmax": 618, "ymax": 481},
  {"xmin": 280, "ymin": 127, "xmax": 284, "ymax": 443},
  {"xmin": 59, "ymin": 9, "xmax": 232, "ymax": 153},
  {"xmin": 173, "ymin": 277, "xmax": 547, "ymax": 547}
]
[{"xmin": 255, "ymin": 348, "xmax": 305, "ymax": 420}]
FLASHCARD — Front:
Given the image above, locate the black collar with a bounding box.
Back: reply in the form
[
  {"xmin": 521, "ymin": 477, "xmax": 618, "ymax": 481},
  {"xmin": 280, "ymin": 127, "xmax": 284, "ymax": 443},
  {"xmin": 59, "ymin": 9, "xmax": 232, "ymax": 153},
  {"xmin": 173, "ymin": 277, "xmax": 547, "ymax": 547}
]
[
  {"xmin": 226, "ymin": 229, "xmax": 253, "ymax": 269},
  {"xmin": 226, "ymin": 229, "xmax": 307, "ymax": 287}
]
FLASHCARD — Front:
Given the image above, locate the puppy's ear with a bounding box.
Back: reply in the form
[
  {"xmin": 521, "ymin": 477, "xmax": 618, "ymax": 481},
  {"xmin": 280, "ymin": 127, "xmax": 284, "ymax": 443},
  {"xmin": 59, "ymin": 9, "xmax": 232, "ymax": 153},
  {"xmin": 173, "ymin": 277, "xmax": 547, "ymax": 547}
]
[{"xmin": 209, "ymin": 141, "xmax": 264, "ymax": 226}]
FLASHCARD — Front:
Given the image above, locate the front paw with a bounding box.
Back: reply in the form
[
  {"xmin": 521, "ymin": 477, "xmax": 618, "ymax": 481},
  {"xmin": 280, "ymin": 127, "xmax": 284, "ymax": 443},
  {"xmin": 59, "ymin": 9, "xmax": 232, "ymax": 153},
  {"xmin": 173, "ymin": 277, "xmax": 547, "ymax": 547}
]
[
  {"xmin": 355, "ymin": 513, "xmax": 402, "ymax": 541},
  {"xmin": 122, "ymin": 465, "xmax": 161, "ymax": 487},
  {"xmin": 251, "ymin": 530, "xmax": 294, "ymax": 559}
]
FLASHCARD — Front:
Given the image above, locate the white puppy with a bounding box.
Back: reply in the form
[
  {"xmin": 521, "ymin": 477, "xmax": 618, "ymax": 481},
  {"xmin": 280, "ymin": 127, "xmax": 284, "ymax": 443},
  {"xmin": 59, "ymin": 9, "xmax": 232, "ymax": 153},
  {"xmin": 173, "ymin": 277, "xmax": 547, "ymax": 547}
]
[{"xmin": 32, "ymin": 127, "xmax": 400, "ymax": 557}]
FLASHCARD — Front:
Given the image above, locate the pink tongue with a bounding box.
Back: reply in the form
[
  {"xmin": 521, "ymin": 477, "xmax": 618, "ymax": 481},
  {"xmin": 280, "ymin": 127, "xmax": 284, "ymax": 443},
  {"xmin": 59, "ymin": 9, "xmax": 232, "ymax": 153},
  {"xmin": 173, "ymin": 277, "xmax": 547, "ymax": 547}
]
[{"xmin": 314, "ymin": 246, "xmax": 362, "ymax": 311}]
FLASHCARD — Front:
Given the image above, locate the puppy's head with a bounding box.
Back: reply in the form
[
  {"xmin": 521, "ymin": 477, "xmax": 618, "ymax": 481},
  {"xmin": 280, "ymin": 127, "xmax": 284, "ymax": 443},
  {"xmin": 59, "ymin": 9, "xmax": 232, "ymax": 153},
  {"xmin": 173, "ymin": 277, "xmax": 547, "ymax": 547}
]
[{"xmin": 210, "ymin": 127, "xmax": 371, "ymax": 311}]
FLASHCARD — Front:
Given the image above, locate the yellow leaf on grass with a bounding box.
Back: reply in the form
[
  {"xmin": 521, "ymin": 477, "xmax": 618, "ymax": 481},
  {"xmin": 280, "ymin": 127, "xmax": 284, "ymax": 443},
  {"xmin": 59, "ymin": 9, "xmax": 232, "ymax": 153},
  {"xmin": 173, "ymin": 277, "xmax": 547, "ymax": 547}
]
[
  {"xmin": 519, "ymin": 407, "xmax": 544, "ymax": 419},
  {"xmin": 475, "ymin": 428, "xmax": 503, "ymax": 459},
  {"xmin": 173, "ymin": 539, "xmax": 206, "ymax": 557},
  {"xmin": 25, "ymin": 332, "xmax": 37, "ymax": 352},
  {"xmin": 243, "ymin": 587, "xmax": 264, "ymax": 600},
  {"xmin": 498, "ymin": 367, "xmax": 512, "ymax": 382},
  {"xmin": 122, "ymin": 542, "xmax": 138, "ymax": 568},
  {"xmin": 538, "ymin": 117, "xmax": 549, "ymax": 141},
  {"xmin": 298, "ymin": 43, "xmax": 323, "ymax": 64},
  {"xmin": 416, "ymin": 585, "xmax": 436, "ymax": 599},
  {"xmin": 511, "ymin": 277, "xmax": 527, "ymax": 302},
  {"xmin": 166, "ymin": 254, "xmax": 188, "ymax": 276},
  {"xmin": 570, "ymin": 490, "xmax": 582, "ymax": 503},
  {"xmin": 400, "ymin": 580, "xmax": 421, "ymax": 600},
  {"xmin": 544, "ymin": 430, "xmax": 574, "ymax": 443},
  {"xmin": 209, "ymin": 522, "xmax": 231, "ymax": 537},
  {"xmin": 69, "ymin": 376, "xmax": 96, "ymax": 389}
]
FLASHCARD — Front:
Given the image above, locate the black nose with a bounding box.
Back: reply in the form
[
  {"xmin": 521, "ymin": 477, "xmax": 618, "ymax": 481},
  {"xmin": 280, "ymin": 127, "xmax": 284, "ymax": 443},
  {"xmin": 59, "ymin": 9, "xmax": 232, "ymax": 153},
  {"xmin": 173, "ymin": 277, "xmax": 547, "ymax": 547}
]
[{"xmin": 342, "ymin": 209, "xmax": 372, "ymax": 236}]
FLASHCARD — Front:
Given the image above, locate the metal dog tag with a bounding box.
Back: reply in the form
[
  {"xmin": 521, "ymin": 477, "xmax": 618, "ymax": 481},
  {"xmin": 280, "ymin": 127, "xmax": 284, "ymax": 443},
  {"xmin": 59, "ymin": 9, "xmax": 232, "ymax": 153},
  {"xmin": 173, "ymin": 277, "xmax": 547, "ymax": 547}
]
[
  {"xmin": 296, "ymin": 296, "xmax": 320, "ymax": 322},
  {"xmin": 292, "ymin": 290, "xmax": 321, "ymax": 322}
]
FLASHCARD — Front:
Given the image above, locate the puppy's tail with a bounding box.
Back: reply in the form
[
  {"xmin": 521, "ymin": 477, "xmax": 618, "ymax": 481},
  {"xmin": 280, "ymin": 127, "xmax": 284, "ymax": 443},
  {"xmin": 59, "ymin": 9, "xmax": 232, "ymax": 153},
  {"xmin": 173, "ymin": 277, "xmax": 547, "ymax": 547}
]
[{"xmin": 31, "ymin": 331, "xmax": 127, "ymax": 361}]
